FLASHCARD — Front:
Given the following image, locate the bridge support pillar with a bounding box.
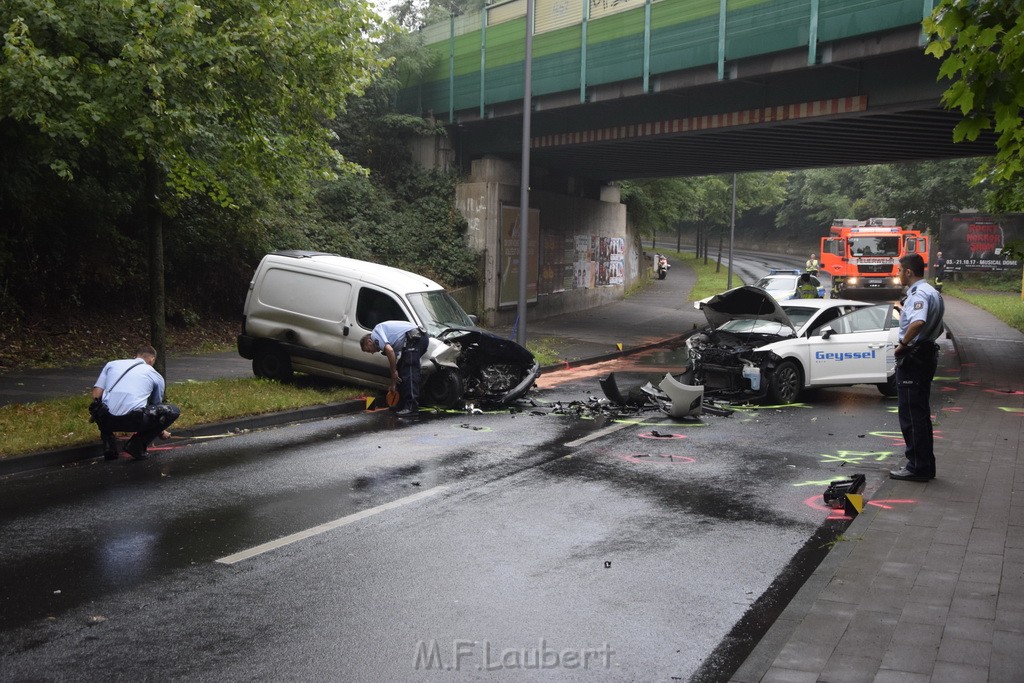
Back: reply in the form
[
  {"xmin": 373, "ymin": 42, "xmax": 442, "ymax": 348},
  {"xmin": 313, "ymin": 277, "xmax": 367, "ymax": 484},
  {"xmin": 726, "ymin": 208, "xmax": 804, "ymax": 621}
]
[{"xmin": 455, "ymin": 157, "xmax": 641, "ymax": 328}]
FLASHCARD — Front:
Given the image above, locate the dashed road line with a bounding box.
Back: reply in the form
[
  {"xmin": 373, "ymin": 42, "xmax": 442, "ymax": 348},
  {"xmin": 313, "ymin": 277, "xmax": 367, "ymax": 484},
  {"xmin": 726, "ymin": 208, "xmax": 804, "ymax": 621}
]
[{"xmin": 216, "ymin": 486, "xmax": 448, "ymax": 565}]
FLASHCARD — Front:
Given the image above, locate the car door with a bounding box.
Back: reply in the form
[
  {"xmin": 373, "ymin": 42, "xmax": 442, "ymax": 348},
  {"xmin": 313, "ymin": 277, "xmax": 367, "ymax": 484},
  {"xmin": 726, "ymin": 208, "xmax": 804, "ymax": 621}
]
[
  {"xmin": 341, "ymin": 286, "xmax": 417, "ymax": 385},
  {"xmin": 804, "ymin": 304, "xmax": 897, "ymax": 386}
]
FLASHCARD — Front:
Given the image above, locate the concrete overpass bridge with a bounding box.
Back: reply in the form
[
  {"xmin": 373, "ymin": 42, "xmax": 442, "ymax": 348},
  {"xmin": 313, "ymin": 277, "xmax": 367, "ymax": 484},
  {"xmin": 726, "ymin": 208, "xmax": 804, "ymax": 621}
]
[
  {"xmin": 400, "ymin": 0, "xmax": 996, "ymax": 180},
  {"xmin": 396, "ymin": 0, "xmax": 997, "ymax": 325}
]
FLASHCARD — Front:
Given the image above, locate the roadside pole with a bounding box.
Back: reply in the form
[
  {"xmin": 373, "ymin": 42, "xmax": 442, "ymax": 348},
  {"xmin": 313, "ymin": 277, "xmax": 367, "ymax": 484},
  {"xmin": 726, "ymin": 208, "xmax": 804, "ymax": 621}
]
[{"xmin": 517, "ymin": 0, "xmax": 534, "ymax": 347}]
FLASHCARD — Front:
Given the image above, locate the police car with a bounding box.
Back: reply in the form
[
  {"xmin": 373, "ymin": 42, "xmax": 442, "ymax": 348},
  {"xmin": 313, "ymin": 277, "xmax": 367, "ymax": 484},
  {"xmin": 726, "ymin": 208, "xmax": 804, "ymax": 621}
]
[
  {"xmin": 686, "ymin": 286, "xmax": 899, "ymax": 404},
  {"xmin": 752, "ymin": 271, "xmax": 826, "ymax": 300}
]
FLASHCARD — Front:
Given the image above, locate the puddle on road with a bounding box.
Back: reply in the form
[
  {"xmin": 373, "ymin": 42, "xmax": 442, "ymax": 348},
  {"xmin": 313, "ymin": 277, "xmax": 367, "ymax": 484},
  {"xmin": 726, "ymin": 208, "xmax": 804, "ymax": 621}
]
[
  {"xmin": 631, "ymin": 346, "xmax": 688, "ymax": 367},
  {"xmin": 537, "ymin": 346, "xmax": 688, "ymax": 389},
  {"xmin": 0, "ymin": 449, "xmax": 481, "ymax": 633}
]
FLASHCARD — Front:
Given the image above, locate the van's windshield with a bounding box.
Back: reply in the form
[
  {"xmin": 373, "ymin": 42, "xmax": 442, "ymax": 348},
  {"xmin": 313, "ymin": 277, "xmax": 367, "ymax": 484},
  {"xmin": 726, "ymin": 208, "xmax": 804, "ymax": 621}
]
[{"xmin": 408, "ymin": 291, "xmax": 475, "ymax": 335}]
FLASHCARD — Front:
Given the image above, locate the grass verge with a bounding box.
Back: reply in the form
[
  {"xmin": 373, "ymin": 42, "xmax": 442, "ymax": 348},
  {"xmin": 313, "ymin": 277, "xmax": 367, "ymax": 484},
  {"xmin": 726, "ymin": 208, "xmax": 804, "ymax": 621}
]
[
  {"xmin": 3, "ymin": 254, "xmax": 737, "ymax": 460},
  {"xmin": 943, "ymin": 284, "xmax": 1024, "ymax": 332},
  {"xmin": 0, "ymin": 378, "xmax": 363, "ymax": 459},
  {"xmin": 657, "ymin": 248, "xmax": 744, "ymax": 301}
]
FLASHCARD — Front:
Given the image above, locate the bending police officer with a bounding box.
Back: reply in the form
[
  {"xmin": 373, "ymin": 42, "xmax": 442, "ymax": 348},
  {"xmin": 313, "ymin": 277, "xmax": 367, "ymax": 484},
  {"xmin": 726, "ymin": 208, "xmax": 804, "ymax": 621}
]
[
  {"xmin": 890, "ymin": 254, "xmax": 944, "ymax": 481},
  {"xmin": 360, "ymin": 321, "xmax": 429, "ymax": 418},
  {"xmin": 92, "ymin": 345, "xmax": 180, "ymax": 461}
]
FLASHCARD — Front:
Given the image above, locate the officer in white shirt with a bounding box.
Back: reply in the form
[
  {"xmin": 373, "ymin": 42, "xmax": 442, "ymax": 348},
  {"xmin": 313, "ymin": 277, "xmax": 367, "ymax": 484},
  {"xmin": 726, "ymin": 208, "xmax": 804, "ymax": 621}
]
[
  {"xmin": 890, "ymin": 254, "xmax": 944, "ymax": 481},
  {"xmin": 92, "ymin": 345, "xmax": 180, "ymax": 461}
]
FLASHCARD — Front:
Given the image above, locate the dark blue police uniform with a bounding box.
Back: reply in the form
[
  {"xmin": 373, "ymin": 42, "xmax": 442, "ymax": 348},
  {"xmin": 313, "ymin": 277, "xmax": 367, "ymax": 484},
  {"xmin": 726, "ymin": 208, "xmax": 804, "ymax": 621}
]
[{"xmin": 895, "ymin": 280, "xmax": 944, "ymax": 478}]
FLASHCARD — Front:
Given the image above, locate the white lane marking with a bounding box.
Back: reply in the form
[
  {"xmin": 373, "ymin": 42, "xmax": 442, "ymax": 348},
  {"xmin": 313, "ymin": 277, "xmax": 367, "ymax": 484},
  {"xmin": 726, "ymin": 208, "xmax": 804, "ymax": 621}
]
[
  {"xmin": 216, "ymin": 486, "xmax": 448, "ymax": 565},
  {"xmin": 565, "ymin": 420, "xmax": 643, "ymax": 448}
]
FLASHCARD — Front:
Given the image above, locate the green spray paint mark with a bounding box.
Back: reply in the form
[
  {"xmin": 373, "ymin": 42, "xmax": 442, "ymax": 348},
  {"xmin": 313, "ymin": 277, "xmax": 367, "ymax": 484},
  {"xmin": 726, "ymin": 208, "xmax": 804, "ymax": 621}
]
[
  {"xmin": 819, "ymin": 450, "xmax": 893, "ymax": 464},
  {"xmin": 729, "ymin": 402, "xmax": 812, "ymax": 411}
]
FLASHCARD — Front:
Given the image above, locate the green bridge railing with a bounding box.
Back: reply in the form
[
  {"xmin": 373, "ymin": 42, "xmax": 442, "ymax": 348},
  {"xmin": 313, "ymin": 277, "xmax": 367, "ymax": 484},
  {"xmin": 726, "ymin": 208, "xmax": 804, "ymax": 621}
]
[{"xmin": 398, "ymin": 0, "xmax": 937, "ymax": 121}]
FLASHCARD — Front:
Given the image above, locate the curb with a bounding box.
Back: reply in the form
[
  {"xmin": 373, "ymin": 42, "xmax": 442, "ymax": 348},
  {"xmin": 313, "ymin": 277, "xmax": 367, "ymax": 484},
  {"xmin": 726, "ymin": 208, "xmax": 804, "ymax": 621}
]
[
  {"xmin": 1, "ymin": 337, "xmax": 694, "ymax": 478},
  {"xmin": 0, "ymin": 401, "xmax": 366, "ymax": 478}
]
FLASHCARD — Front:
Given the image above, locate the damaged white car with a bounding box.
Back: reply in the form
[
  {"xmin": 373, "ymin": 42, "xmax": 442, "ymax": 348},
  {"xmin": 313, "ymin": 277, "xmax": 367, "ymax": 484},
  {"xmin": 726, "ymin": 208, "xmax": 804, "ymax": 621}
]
[{"xmin": 687, "ymin": 286, "xmax": 899, "ymax": 404}]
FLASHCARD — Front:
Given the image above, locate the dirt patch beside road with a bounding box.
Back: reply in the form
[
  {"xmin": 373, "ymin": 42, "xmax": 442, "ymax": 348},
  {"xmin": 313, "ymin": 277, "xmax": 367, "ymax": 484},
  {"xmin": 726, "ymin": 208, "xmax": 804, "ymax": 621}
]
[{"xmin": 0, "ymin": 311, "xmax": 239, "ymax": 371}]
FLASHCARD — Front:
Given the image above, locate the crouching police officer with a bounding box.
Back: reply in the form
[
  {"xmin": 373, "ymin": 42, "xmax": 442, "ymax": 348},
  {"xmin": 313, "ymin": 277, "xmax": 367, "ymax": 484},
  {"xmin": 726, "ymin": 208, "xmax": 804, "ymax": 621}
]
[
  {"xmin": 891, "ymin": 254, "xmax": 944, "ymax": 481},
  {"xmin": 361, "ymin": 321, "xmax": 430, "ymax": 418},
  {"xmin": 91, "ymin": 345, "xmax": 180, "ymax": 461}
]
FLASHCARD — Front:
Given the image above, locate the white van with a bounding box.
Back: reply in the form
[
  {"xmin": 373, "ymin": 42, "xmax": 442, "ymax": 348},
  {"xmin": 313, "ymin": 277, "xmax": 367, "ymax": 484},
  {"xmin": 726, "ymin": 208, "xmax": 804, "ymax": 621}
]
[{"xmin": 237, "ymin": 251, "xmax": 539, "ymax": 406}]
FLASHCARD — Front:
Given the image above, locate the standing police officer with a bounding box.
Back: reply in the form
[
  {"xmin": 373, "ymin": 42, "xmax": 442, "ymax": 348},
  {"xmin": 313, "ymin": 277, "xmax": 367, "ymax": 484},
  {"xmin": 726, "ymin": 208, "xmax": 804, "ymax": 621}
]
[
  {"xmin": 890, "ymin": 253, "xmax": 944, "ymax": 481},
  {"xmin": 805, "ymin": 252, "xmax": 820, "ymax": 275},
  {"xmin": 360, "ymin": 321, "xmax": 429, "ymax": 417},
  {"xmin": 933, "ymin": 250, "xmax": 947, "ymax": 291}
]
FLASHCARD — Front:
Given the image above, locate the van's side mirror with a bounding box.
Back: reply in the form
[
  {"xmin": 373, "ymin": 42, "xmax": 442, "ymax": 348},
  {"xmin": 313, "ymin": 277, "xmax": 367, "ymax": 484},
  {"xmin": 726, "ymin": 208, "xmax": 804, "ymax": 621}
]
[
  {"xmin": 821, "ymin": 326, "xmax": 834, "ymax": 340},
  {"xmin": 468, "ymin": 314, "xmax": 479, "ymax": 326}
]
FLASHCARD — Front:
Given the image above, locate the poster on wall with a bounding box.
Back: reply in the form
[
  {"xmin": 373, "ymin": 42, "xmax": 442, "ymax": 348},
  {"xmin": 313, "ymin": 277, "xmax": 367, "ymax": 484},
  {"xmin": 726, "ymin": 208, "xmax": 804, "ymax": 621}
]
[
  {"xmin": 608, "ymin": 237, "xmax": 624, "ymax": 285},
  {"xmin": 499, "ymin": 205, "xmax": 541, "ymax": 308},
  {"xmin": 939, "ymin": 214, "xmax": 1024, "ymax": 272},
  {"xmin": 594, "ymin": 236, "xmax": 625, "ymax": 286}
]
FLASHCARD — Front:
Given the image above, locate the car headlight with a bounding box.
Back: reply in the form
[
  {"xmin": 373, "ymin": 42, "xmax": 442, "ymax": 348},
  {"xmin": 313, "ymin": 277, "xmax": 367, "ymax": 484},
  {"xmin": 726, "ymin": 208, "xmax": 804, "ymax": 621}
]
[
  {"xmin": 848, "ymin": 277, "xmax": 858, "ymax": 285},
  {"xmin": 891, "ymin": 277, "xmax": 900, "ymax": 285}
]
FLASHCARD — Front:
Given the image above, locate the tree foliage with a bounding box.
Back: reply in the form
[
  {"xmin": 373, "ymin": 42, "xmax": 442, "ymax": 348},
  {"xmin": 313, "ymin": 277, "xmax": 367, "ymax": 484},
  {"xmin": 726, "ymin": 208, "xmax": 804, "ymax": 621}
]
[
  {"xmin": 619, "ymin": 178, "xmax": 696, "ymax": 234},
  {"xmin": 1, "ymin": 0, "xmax": 388, "ymax": 207},
  {"xmin": 0, "ymin": 0, "xmax": 480, "ymax": 331},
  {"xmin": 622, "ymin": 172, "xmax": 788, "ymax": 236},
  {"xmin": 925, "ymin": 0, "xmax": 1024, "ymax": 209}
]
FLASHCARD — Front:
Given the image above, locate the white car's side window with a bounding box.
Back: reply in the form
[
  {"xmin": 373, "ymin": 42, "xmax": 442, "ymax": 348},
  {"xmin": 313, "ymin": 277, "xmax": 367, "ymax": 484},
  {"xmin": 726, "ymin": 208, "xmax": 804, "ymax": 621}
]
[{"xmin": 832, "ymin": 305, "xmax": 889, "ymax": 334}]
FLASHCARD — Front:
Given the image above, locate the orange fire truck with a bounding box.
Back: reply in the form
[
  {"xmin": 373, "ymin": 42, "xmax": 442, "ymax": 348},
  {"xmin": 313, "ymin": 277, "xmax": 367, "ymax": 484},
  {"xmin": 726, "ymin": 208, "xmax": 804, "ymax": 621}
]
[{"xmin": 820, "ymin": 218, "xmax": 929, "ymax": 298}]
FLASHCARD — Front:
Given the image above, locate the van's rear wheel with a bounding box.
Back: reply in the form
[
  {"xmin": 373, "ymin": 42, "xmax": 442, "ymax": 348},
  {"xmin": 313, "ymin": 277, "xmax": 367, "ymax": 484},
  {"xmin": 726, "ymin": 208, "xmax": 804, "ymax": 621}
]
[
  {"xmin": 768, "ymin": 360, "xmax": 801, "ymax": 404},
  {"xmin": 253, "ymin": 345, "xmax": 293, "ymax": 382},
  {"xmin": 424, "ymin": 368, "xmax": 464, "ymax": 408}
]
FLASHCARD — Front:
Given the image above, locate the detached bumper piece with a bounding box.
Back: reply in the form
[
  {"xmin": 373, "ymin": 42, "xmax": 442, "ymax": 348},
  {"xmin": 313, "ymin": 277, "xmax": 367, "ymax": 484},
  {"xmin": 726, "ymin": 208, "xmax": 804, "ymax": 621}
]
[
  {"xmin": 823, "ymin": 474, "xmax": 867, "ymax": 516},
  {"xmin": 599, "ymin": 372, "xmax": 731, "ymax": 419}
]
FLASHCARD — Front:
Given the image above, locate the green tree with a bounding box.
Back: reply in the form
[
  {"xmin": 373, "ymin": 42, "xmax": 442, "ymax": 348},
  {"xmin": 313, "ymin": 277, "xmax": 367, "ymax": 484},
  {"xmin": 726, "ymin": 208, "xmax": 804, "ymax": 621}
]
[
  {"xmin": 690, "ymin": 173, "xmax": 789, "ymax": 264},
  {"xmin": 773, "ymin": 161, "xmax": 989, "ymax": 244},
  {"xmin": 774, "ymin": 168, "xmax": 870, "ymax": 238},
  {"xmin": 1, "ymin": 0, "xmax": 388, "ymax": 372},
  {"xmin": 860, "ymin": 159, "xmax": 989, "ymax": 231},
  {"xmin": 924, "ymin": 1, "xmax": 1023, "ymax": 209},
  {"xmin": 619, "ymin": 178, "xmax": 697, "ymax": 248}
]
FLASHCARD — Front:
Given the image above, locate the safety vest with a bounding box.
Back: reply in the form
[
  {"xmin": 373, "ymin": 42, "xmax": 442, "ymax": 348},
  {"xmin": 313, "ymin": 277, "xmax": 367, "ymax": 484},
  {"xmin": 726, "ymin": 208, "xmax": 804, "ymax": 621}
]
[
  {"xmin": 797, "ymin": 282, "xmax": 819, "ymax": 299},
  {"xmin": 806, "ymin": 258, "xmax": 819, "ymax": 271}
]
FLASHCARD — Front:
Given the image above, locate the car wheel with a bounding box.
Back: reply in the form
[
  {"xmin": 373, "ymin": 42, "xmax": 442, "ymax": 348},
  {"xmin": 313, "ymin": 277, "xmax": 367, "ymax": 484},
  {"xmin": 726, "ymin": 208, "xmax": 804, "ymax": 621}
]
[
  {"xmin": 877, "ymin": 375, "xmax": 898, "ymax": 397},
  {"xmin": 252, "ymin": 344, "xmax": 293, "ymax": 382},
  {"xmin": 424, "ymin": 368, "xmax": 464, "ymax": 408},
  {"xmin": 768, "ymin": 360, "xmax": 801, "ymax": 404}
]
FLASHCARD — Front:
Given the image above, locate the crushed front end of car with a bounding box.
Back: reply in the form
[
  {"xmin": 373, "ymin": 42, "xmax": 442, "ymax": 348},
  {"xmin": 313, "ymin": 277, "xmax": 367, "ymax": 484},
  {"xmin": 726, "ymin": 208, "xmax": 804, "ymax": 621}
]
[
  {"xmin": 686, "ymin": 328, "xmax": 787, "ymax": 399},
  {"xmin": 433, "ymin": 328, "xmax": 540, "ymax": 406},
  {"xmin": 686, "ymin": 286, "xmax": 797, "ymax": 400}
]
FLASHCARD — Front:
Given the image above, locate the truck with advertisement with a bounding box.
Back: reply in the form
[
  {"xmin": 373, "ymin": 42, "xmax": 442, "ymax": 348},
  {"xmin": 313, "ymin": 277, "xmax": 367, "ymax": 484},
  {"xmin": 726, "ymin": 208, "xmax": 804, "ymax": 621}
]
[{"xmin": 820, "ymin": 218, "xmax": 929, "ymax": 298}]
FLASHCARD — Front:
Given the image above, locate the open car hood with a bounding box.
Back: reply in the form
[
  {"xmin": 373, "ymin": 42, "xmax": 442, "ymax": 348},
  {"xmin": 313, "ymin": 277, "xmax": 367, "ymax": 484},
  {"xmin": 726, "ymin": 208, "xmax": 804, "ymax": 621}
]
[{"xmin": 698, "ymin": 286, "xmax": 796, "ymax": 330}]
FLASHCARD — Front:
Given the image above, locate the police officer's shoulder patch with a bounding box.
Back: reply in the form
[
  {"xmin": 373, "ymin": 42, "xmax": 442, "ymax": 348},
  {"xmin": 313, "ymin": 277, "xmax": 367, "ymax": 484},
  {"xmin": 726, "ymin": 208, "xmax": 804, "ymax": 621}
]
[{"xmin": 914, "ymin": 301, "xmax": 923, "ymax": 310}]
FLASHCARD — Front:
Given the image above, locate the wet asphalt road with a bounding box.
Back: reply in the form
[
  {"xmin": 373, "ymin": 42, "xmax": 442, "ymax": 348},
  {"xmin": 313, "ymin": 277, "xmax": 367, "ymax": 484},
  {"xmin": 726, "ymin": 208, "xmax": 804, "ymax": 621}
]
[{"xmin": 0, "ymin": 339, "xmax": 943, "ymax": 682}]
